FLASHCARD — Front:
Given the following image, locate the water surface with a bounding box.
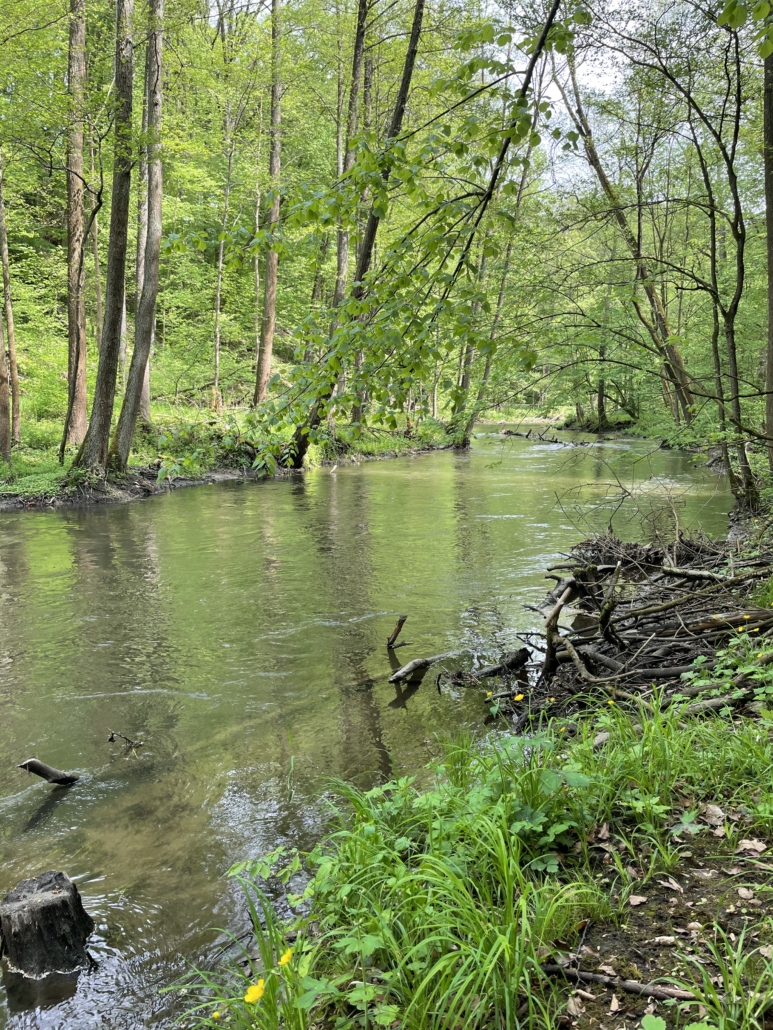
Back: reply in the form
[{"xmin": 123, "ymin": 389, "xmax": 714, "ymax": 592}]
[{"xmin": 0, "ymin": 430, "xmax": 731, "ymax": 1027}]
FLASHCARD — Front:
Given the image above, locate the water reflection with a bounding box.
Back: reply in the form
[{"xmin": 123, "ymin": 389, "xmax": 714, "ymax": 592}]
[{"xmin": 0, "ymin": 430, "xmax": 730, "ymax": 1028}]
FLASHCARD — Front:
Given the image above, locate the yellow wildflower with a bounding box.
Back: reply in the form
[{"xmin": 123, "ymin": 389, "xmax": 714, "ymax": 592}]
[
  {"xmin": 549, "ymin": 697, "xmax": 556, "ymax": 703},
  {"xmin": 212, "ymin": 1014, "xmax": 220, "ymax": 1022},
  {"xmin": 279, "ymin": 948, "xmax": 293, "ymax": 967},
  {"xmin": 758, "ymin": 654, "xmax": 764, "ymax": 659},
  {"xmin": 244, "ymin": 980, "xmax": 265, "ymax": 1004},
  {"xmin": 744, "ymin": 614, "xmax": 751, "ymax": 619},
  {"xmin": 559, "ymin": 727, "xmax": 566, "ymax": 733},
  {"xmin": 514, "ymin": 693, "xmax": 524, "ymax": 701},
  {"xmin": 607, "ymin": 699, "xmax": 615, "ymax": 705},
  {"xmin": 738, "ymin": 627, "xmax": 744, "ymax": 632},
  {"xmin": 486, "ymin": 691, "xmax": 492, "ymax": 697}
]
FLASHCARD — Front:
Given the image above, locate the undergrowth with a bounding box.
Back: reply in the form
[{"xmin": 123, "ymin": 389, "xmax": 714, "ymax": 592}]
[{"xmin": 177, "ymin": 639, "xmax": 773, "ymax": 1029}]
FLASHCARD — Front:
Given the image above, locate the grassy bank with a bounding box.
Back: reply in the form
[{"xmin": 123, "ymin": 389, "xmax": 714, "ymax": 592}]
[
  {"xmin": 179, "ymin": 626, "xmax": 773, "ymax": 1030},
  {"xmin": 0, "ymin": 410, "xmax": 453, "ymax": 506}
]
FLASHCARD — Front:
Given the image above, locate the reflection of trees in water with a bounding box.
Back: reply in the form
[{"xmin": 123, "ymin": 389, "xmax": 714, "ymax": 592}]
[{"xmin": 291, "ymin": 472, "xmax": 393, "ymax": 786}]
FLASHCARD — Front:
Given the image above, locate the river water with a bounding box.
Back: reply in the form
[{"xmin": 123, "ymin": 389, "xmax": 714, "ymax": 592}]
[{"xmin": 0, "ymin": 429, "xmax": 731, "ymax": 1027}]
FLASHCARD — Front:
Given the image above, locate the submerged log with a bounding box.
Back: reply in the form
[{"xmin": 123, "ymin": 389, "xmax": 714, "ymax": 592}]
[
  {"xmin": 17, "ymin": 759, "xmax": 79, "ymax": 786},
  {"xmin": 389, "ymin": 652, "xmax": 457, "ymax": 683},
  {"xmin": 0, "ymin": 871, "xmax": 94, "ymax": 977}
]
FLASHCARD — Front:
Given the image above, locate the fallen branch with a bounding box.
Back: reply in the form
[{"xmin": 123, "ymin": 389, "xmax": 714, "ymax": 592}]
[
  {"xmin": 108, "ymin": 730, "xmax": 143, "ymax": 749},
  {"xmin": 540, "ymin": 963, "xmax": 697, "ymax": 1001}
]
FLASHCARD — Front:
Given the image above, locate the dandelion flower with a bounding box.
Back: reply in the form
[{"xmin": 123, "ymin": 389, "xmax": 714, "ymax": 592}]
[
  {"xmin": 514, "ymin": 693, "xmax": 524, "ymax": 701},
  {"xmin": 244, "ymin": 980, "xmax": 265, "ymax": 1004},
  {"xmin": 279, "ymin": 948, "xmax": 293, "ymax": 967}
]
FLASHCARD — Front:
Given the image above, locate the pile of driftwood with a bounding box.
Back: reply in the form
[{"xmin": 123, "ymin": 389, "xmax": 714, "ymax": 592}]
[{"xmin": 505, "ymin": 530, "xmax": 773, "ymax": 728}]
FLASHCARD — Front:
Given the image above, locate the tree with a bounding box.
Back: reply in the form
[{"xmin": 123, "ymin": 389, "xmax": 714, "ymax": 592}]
[
  {"xmin": 0, "ymin": 154, "xmax": 19, "ymax": 445},
  {"xmin": 65, "ymin": 0, "xmax": 88, "ymax": 445},
  {"xmin": 72, "ymin": 0, "xmax": 134, "ymax": 471},
  {"xmin": 253, "ymin": 0, "xmax": 282, "ymax": 406},
  {"xmin": 110, "ymin": 0, "xmax": 163, "ymax": 471}
]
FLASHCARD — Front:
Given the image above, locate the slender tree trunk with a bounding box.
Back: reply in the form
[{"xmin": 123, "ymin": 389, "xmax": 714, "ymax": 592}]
[
  {"xmin": 65, "ymin": 0, "xmax": 88, "ymax": 445},
  {"xmin": 333, "ymin": 0, "xmax": 368, "ymax": 315},
  {"xmin": 90, "ymin": 138, "xmax": 103, "ymax": 355},
  {"xmin": 253, "ymin": 0, "xmax": 281, "ymax": 406},
  {"xmin": 290, "ymin": 0, "xmax": 425, "ymax": 466},
  {"xmin": 135, "ymin": 51, "xmax": 151, "ymax": 426},
  {"xmin": 253, "ymin": 98, "xmax": 263, "ymax": 374},
  {"xmin": 0, "ymin": 157, "xmax": 19, "ymax": 445},
  {"xmin": 765, "ymin": 53, "xmax": 773, "ymax": 471},
  {"xmin": 72, "ymin": 0, "xmax": 135, "ymax": 471},
  {"xmin": 0, "ymin": 293, "xmax": 9, "ymax": 463},
  {"xmin": 110, "ymin": 0, "xmax": 162, "ymax": 471},
  {"xmin": 213, "ymin": 133, "xmax": 233, "ymax": 414}
]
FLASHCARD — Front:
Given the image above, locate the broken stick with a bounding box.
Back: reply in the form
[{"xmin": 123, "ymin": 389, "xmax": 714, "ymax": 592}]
[{"xmin": 387, "ymin": 615, "xmax": 408, "ymax": 649}]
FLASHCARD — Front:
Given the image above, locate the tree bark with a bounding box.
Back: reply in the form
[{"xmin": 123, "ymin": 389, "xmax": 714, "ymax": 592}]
[
  {"xmin": 253, "ymin": 0, "xmax": 281, "ymax": 406},
  {"xmin": 89, "ymin": 137, "xmax": 103, "ymax": 355},
  {"xmin": 65, "ymin": 0, "xmax": 88, "ymax": 445},
  {"xmin": 0, "ymin": 290, "xmax": 9, "ymax": 463},
  {"xmin": 0, "ymin": 155, "xmax": 19, "ymax": 445},
  {"xmin": 110, "ymin": 0, "xmax": 162, "ymax": 471},
  {"xmin": 72, "ymin": 0, "xmax": 134, "ymax": 471},
  {"xmin": 134, "ymin": 51, "xmax": 151, "ymax": 426},
  {"xmin": 765, "ymin": 53, "xmax": 773, "ymax": 471},
  {"xmin": 290, "ymin": 0, "xmax": 425, "ymax": 466}
]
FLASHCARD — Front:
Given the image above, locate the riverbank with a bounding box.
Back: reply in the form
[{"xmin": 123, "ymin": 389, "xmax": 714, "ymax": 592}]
[
  {"xmin": 0, "ymin": 416, "xmax": 454, "ymax": 512},
  {"xmin": 182, "ymin": 526, "xmax": 773, "ymax": 1030}
]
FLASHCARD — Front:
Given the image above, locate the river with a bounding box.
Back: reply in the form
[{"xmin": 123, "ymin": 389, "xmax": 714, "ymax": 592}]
[{"xmin": 0, "ymin": 429, "xmax": 731, "ymax": 1028}]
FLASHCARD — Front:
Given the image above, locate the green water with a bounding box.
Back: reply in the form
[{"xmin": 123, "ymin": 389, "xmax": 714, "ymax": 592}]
[{"xmin": 0, "ymin": 430, "xmax": 731, "ymax": 1027}]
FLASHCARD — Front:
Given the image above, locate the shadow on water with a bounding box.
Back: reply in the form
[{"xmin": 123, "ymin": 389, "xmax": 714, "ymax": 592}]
[{"xmin": 0, "ymin": 430, "xmax": 732, "ymax": 1028}]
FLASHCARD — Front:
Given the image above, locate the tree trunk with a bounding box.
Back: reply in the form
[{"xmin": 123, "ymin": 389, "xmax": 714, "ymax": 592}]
[
  {"xmin": 290, "ymin": 0, "xmax": 426, "ymax": 466},
  {"xmin": 0, "ymin": 156, "xmax": 19, "ymax": 445},
  {"xmin": 110, "ymin": 0, "xmax": 162, "ymax": 471},
  {"xmin": 765, "ymin": 53, "xmax": 773, "ymax": 471},
  {"xmin": 213, "ymin": 132, "xmax": 233, "ymax": 414},
  {"xmin": 72, "ymin": 0, "xmax": 134, "ymax": 471},
  {"xmin": 135, "ymin": 53, "xmax": 152, "ymax": 426},
  {"xmin": 253, "ymin": 0, "xmax": 281, "ymax": 406},
  {"xmin": 253, "ymin": 98, "xmax": 263, "ymax": 374},
  {"xmin": 90, "ymin": 138, "xmax": 103, "ymax": 355},
  {"xmin": 0, "ymin": 294, "xmax": 9, "ymax": 463},
  {"xmin": 65, "ymin": 0, "xmax": 88, "ymax": 446}
]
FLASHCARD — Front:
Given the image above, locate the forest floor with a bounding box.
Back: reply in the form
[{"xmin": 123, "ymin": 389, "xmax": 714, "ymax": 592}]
[
  {"xmin": 180, "ymin": 521, "xmax": 773, "ymax": 1030},
  {"xmin": 0, "ymin": 410, "xmax": 454, "ymax": 511}
]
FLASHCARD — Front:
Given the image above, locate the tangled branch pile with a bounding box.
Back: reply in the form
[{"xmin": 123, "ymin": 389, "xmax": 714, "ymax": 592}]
[{"xmin": 487, "ymin": 530, "xmax": 773, "ymax": 726}]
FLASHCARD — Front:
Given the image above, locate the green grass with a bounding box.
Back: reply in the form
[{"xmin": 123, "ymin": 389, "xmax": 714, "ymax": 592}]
[{"xmin": 176, "ymin": 639, "xmax": 773, "ymax": 1030}]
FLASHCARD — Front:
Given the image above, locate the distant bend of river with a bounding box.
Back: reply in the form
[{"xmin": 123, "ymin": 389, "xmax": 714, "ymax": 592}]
[{"xmin": 0, "ymin": 428, "xmax": 731, "ymax": 1028}]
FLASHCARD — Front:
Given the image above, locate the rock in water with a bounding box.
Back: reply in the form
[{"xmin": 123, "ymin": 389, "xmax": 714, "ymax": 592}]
[{"xmin": 0, "ymin": 871, "xmax": 94, "ymax": 977}]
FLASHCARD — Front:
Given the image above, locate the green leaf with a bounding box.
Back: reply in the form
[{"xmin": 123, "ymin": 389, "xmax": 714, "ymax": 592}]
[{"xmin": 641, "ymin": 1017, "xmax": 667, "ymax": 1030}]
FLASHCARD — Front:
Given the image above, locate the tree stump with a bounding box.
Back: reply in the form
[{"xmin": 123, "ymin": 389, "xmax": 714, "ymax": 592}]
[{"xmin": 0, "ymin": 871, "xmax": 94, "ymax": 977}]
